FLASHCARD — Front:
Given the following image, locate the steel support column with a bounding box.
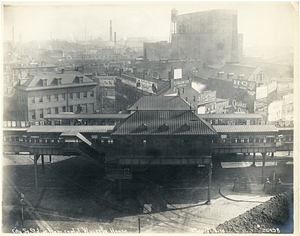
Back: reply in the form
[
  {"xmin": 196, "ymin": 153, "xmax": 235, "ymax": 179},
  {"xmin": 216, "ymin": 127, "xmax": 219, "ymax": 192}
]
[
  {"xmin": 41, "ymin": 155, "xmax": 45, "ymax": 172},
  {"xmin": 261, "ymin": 152, "xmax": 266, "ymax": 184},
  {"xmin": 49, "ymin": 155, "xmax": 52, "ymax": 163},
  {"xmin": 206, "ymin": 160, "xmax": 212, "ymax": 205},
  {"xmin": 34, "ymin": 154, "xmax": 40, "ymax": 188},
  {"xmin": 251, "ymin": 153, "xmax": 256, "ymax": 167}
]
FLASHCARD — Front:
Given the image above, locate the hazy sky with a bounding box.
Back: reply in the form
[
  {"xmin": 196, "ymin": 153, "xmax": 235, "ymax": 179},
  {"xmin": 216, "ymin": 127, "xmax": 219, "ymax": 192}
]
[{"xmin": 2, "ymin": 1, "xmax": 298, "ymax": 47}]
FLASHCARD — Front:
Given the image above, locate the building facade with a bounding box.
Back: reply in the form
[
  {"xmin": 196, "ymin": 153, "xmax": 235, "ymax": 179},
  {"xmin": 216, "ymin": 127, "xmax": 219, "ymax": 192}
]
[
  {"xmin": 171, "ymin": 9, "xmax": 240, "ymax": 64},
  {"xmin": 14, "ymin": 70, "xmax": 97, "ymax": 123}
]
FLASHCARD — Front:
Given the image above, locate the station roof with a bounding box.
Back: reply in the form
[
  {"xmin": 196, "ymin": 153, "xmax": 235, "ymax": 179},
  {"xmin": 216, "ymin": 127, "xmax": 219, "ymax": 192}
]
[
  {"xmin": 128, "ymin": 95, "xmax": 194, "ymax": 111},
  {"xmin": 44, "ymin": 113, "xmax": 130, "ymax": 120},
  {"xmin": 198, "ymin": 113, "xmax": 262, "ymax": 119},
  {"xmin": 213, "ymin": 125, "xmax": 278, "ymax": 133},
  {"xmin": 112, "ymin": 110, "xmax": 217, "ymax": 136},
  {"xmin": 27, "ymin": 125, "xmax": 114, "ymax": 133}
]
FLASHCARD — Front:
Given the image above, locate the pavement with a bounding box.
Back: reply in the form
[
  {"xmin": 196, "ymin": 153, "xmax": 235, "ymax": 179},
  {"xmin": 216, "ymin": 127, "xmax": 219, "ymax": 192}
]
[{"xmin": 2, "ymin": 152, "xmax": 292, "ymax": 234}]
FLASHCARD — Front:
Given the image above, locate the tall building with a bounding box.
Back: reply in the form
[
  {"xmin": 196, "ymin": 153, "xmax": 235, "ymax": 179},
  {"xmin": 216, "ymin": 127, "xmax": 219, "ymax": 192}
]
[{"xmin": 171, "ymin": 9, "xmax": 240, "ymax": 65}]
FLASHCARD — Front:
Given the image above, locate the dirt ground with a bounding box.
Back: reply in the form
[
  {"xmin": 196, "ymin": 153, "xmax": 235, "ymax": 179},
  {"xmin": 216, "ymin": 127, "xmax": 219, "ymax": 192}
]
[{"xmin": 1, "ymin": 154, "xmax": 294, "ymax": 233}]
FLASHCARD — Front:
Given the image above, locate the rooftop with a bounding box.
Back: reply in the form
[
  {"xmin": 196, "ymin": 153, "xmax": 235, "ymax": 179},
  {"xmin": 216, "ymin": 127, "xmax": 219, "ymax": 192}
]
[
  {"xmin": 213, "ymin": 125, "xmax": 278, "ymax": 133},
  {"xmin": 128, "ymin": 96, "xmax": 194, "ymax": 111},
  {"xmin": 15, "ymin": 71, "xmax": 97, "ymax": 91},
  {"xmin": 27, "ymin": 125, "xmax": 114, "ymax": 134},
  {"xmin": 44, "ymin": 113, "xmax": 130, "ymax": 120},
  {"xmin": 112, "ymin": 110, "xmax": 217, "ymax": 136}
]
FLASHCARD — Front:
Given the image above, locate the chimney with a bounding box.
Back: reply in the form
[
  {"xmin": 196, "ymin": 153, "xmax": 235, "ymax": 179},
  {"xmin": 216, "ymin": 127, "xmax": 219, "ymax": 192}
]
[
  {"xmin": 218, "ymin": 71, "xmax": 224, "ymax": 77},
  {"xmin": 227, "ymin": 72, "xmax": 234, "ymax": 79},
  {"xmin": 133, "ymin": 68, "xmax": 137, "ymax": 77},
  {"xmin": 61, "ymin": 69, "xmax": 64, "ymax": 74},
  {"xmin": 110, "ymin": 20, "xmax": 113, "ymax": 41},
  {"xmin": 114, "ymin": 32, "xmax": 116, "ymax": 46}
]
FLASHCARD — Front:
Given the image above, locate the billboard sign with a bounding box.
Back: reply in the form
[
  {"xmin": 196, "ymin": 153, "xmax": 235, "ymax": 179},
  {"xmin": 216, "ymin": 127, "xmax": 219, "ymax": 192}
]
[
  {"xmin": 267, "ymin": 81, "xmax": 277, "ymax": 94},
  {"xmin": 174, "ymin": 68, "xmax": 182, "ymax": 79},
  {"xmin": 122, "ymin": 78, "xmax": 136, "ymax": 87},
  {"xmin": 256, "ymin": 85, "xmax": 268, "ymax": 100},
  {"xmin": 199, "ymin": 90, "xmax": 216, "ymax": 103},
  {"xmin": 173, "ymin": 79, "xmax": 190, "ymax": 87},
  {"xmin": 233, "ymin": 79, "xmax": 256, "ymax": 91},
  {"xmin": 99, "ymin": 78, "xmax": 115, "ymax": 87},
  {"xmin": 136, "ymin": 78, "xmax": 158, "ymax": 94}
]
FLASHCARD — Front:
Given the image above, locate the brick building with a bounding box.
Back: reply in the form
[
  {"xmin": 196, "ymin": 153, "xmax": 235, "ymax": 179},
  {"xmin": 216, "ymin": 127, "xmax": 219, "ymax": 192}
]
[
  {"xmin": 171, "ymin": 9, "xmax": 242, "ymax": 64},
  {"xmin": 14, "ymin": 70, "xmax": 97, "ymax": 123}
]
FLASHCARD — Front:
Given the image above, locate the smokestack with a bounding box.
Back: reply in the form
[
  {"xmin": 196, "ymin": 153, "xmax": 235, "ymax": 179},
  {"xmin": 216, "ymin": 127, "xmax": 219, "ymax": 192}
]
[
  {"xmin": 114, "ymin": 32, "xmax": 116, "ymax": 46},
  {"xmin": 50, "ymin": 31, "xmax": 52, "ymax": 40},
  {"xmin": 110, "ymin": 20, "xmax": 113, "ymax": 41},
  {"xmin": 12, "ymin": 26, "xmax": 14, "ymax": 44}
]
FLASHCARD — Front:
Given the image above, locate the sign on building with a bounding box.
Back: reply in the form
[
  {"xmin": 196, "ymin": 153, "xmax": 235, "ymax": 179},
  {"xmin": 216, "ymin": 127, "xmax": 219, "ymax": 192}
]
[
  {"xmin": 233, "ymin": 79, "xmax": 256, "ymax": 91},
  {"xmin": 268, "ymin": 100, "xmax": 283, "ymax": 122},
  {"xmin": 198, "ymin": 90, "xmax": 216, "ymax": 103},
  {"xmin": 136, "ymin": 78, "xmax": 158, "ymax": 94},
  {"xmin": 174, "ymin": 68, "xmax": 182, "ymax": 80},
  {"xmin": 256, "ymin": 85, "xmax": 268, "ymax": 100},
  {"xmin": 122, "ymin": 78, "xmax": 136, "ymax": 87},
  {"xmin": 267, "ymin": 81, "xmax": 277, "ymax": 94}
]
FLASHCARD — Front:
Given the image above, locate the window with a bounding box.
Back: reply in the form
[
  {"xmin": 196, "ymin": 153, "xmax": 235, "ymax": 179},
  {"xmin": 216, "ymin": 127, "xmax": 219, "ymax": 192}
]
[
  {"xmin": 61, "ymin": 94, "xmax": 65, "ymax": 100},
  {"xmin": 69, "ymin": 93, "xmax": 73, "ymax": 100},
  {"xmin": 55, "ymin": 107, "xmax": 59, "ymax": 114},
  {"xmin": 47, "ymin": 108, "xmax": 51, "ymax": 114},
  {"xmin": 32, "ymin": 110, "xmax": 36, "ymax": 120},
  {"xmin": 54, "ymin": 94, "xmax": 58, "ymax": 101},
  {"xmin": 90, "ymin": 91, "xmax": 94, "ymax": 97},
  {"xmin": 40, "ymin": 109, "xmax": 44, "ymax": 118},
  {"xmin": 47, "ymin": 95, "xmax": 51, "ymax": 102},
  {"xmin": 76, "ymin": 92, "xmax": 80, "ymax": 99},
  {"xmin": 39, "ymin": 96, "xmax": 43, "ymax": 103},
  {"xmin": 31, "ymin": 97, "xmax": 35, "ymax": 104},
  {"xmin": 69, "ymin": 105, "xmax": 73, "ymax": 112},
  {"xmin": 83, "ymin": 92, "xmax": 87, "ymax": 98},
  {"xmin": 62, "ymin": 106, "xmax": 66, "ymax": 112}
]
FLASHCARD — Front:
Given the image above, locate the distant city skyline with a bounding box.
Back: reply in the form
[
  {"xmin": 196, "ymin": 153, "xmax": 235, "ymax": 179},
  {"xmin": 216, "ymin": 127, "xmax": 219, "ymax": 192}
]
[{"xmin": 2, "ymin": 1, "xmax": 298, "ymax": 48}]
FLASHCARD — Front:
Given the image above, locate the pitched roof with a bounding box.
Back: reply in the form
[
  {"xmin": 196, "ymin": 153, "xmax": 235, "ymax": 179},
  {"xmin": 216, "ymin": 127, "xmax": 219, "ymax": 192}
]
[
  {"xmin": 210, "ymin": 64, "xmax": 259, "ymax": 81},
  {"xmin": 213, "ymin": 125, "xmax": 278, "ymax": 133},
  {"xmin": 128, "ymin": 96, "xmax": 194, "ymax": 111},
  {"xmin": 112, "ymin": 110, "xmax": 217, "ymax": 136},
  {"xmin": 15, "ymin": 71, "xmax": 97, "ymax": 91}
]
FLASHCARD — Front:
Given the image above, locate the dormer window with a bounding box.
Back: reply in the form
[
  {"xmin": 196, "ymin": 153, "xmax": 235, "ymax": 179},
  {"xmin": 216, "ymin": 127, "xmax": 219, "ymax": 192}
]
[
  {"xmin": 131, "ymin": 123, "xmax": 147, "ymax": 133},
  {"xmin": 42, "ymin": 78, "xmax": 47, "ymax": 86},
  {"xmin": 57, "ymin": 78, "xmax": 62, "ymax": 85},
  {"xmin": 182, "ymin": 123, "xmax": 190, "ymax": 132},
  {"xmin": 159, "ymin": 123, "xmax": 169, "ymax": 132},
  {"xmin": 74, "ymin": 76, "xmax": 84, "ymax": 83}
]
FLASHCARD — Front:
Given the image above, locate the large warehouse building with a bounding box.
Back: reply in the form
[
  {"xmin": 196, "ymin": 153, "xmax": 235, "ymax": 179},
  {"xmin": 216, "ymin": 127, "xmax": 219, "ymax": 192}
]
[{"xmin": 170, "ymin": 9, "xmax": 242, "ymax": 65}]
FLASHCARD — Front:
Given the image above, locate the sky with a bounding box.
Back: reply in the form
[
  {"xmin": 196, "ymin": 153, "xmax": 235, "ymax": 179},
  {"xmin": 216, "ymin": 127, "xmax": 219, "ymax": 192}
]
[{"xmin": 2, "ymin": 1, "xmax": 299, "ymax": 48}]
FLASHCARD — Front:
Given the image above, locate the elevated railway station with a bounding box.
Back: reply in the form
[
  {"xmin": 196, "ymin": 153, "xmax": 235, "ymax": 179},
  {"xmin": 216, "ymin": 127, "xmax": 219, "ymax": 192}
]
[{"xmin": 2, "ymin": 96, "xmax": 294, "ymax": 204}]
